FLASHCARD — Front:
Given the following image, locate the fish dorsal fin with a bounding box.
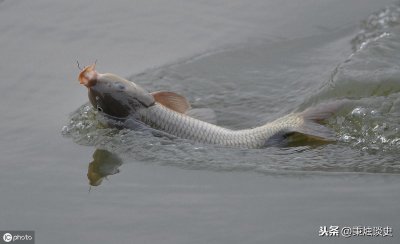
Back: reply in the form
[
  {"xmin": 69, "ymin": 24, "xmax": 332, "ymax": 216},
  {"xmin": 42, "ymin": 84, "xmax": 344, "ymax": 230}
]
[
  {"xmin": 186, "ymin": 108, "xmax": 217, "ymax": 124},
  {"xmin": 151, "ymin": 91, "xmax": 191, "ymax": 113}
]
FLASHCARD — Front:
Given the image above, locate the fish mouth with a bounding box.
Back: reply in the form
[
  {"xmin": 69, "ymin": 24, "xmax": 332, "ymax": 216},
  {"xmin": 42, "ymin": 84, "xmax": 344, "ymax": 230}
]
[{"xmin": 78, "ymin": 63, "xmax": 98, "ymax": 88}]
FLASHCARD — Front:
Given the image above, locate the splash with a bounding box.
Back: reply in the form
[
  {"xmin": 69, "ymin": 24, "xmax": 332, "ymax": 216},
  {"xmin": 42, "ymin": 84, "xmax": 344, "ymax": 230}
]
[
  {"xmin": 336, "ymin": 103, "xmax": 400, "ymax": 154},
  {"xmin": 62, "ymin": 104, "xmax": 120, "ymax": 147}
]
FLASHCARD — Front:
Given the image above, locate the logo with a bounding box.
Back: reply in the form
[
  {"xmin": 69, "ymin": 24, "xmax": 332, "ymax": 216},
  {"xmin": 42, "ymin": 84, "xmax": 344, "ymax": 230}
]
[
  {"xmin": 2, "ymin": 233, "xmax": 12, "ymax": 243},
  {"xmin": 0, "ymin": 231, "xmax": 34, "ymax": 243}
]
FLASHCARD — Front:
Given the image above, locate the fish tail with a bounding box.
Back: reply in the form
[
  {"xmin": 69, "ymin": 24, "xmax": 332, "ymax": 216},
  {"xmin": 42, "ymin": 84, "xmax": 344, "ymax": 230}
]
[
  {"xmin": 295, "ymin": 100, "xmax": 348, "ymax": 141},
  {"xmin": 264, "ymin": 100, "xmax": 347, "ymax": 147}
]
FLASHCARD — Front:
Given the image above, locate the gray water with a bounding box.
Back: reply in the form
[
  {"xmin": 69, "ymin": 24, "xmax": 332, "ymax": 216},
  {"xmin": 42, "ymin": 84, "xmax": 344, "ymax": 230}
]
[{"xmin": 1, "ymin": 0, "xmax": 399, "ymax": 243}]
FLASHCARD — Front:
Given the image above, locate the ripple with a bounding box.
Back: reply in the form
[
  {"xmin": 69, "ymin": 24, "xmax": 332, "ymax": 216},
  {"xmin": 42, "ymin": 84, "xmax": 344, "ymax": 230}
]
[
  {"xmin": 352, "ymin": 3, "xmax": 400, "ymax": 51},
  {"xmin": 63, "ymin": 101, "xmax": 400, "ymax": 174}
]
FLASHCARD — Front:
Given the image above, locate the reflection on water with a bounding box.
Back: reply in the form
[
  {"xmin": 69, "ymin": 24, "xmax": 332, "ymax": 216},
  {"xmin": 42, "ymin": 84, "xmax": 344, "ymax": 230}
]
[
  {"xmin": 84, "ymin": 137, "xmax": 337, "ymax": 187},
  {"xmin": 87, "ymin": 149, "xmax": 123, "ymax": 186}
]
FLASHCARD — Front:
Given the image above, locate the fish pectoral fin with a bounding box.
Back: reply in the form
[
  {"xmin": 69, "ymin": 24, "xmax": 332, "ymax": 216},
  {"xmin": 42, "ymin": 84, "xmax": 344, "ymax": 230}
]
[
  {"xmin": 123, "ymin": 118, "xmax": 150, "ymax": 131},
  {"xmin": 151, "ymin": 91, "xmax": 191, "ymax": 113},
  {"xmin": 186, "ymin": 108, "xmax": 217, "ymax": 124}
]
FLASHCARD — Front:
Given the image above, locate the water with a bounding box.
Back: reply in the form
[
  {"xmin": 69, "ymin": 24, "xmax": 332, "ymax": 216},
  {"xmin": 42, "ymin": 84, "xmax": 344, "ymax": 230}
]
[
  {"xmin": 64, "ymin": 13, "xmax": 400, "ymax": 174},
  {"xmin": 1, "ymin": 0, "xmax": 400, "ymax": 243}
]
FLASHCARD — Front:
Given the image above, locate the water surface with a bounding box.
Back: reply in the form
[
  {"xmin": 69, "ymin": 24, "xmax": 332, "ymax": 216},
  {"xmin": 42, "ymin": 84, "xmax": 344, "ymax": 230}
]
[{"xmin": 1, "ymin": 0, "xmax": 399, "ymax": 243}]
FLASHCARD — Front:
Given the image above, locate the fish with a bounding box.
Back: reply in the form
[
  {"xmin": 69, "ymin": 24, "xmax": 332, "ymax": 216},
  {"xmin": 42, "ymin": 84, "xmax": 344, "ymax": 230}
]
[{"xmin": 78, "ymin": 63, "xmax": 343, "ymax": 148}]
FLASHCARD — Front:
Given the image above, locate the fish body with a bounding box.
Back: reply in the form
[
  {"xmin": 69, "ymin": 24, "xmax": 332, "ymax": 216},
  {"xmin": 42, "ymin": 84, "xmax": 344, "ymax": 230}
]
[
  {"xmin": 138, "ymin": 103, "xmax": 303, "ymax": 148},
  {"xmin": 78, "ymin": 64, "xmax": 340, "ymax": 148}
]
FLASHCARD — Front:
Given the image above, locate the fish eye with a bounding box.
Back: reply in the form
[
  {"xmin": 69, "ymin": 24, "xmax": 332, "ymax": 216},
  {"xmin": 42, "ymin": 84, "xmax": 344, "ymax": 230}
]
[
  {"xmin": 117, "ymin": 83, "xmax": 125, "ymax": 90},
  {"xmin": 97, "ymin": 106, "xmax": 103, "ymax": 112}
]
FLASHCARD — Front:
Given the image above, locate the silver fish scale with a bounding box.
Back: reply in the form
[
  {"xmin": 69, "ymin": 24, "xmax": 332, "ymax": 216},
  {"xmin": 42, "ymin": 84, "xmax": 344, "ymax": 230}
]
[{"xmin": 139, "ymin": 103, "xmax": 303, "ymax": 148}]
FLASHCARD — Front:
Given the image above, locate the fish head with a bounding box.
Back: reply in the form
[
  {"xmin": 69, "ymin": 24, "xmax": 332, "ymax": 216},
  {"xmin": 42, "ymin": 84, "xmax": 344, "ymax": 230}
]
[{"xmin": 78, "ymin": 63, "xmax": 155, "ymax": 118}]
